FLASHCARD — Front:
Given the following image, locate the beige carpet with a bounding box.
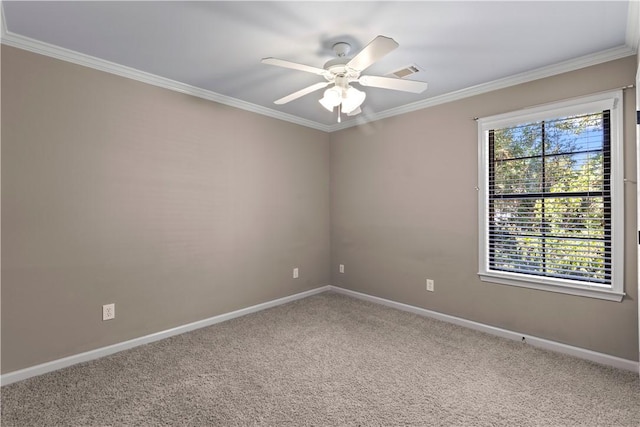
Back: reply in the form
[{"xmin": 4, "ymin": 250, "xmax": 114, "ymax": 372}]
[{"xmin": 2, "ymin": 292, "xmax": 639, "ymax": 426}]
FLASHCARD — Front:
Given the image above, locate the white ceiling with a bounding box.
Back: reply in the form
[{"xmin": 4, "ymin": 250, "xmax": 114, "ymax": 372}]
[{"xmin": 2, "ymin": 1, "xmax": 637, "ymax": 131}]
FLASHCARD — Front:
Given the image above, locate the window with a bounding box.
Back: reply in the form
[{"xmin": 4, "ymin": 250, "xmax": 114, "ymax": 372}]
[{"xmin": 478, "ymin": 91, "xmax": 624, "ymax": 301}]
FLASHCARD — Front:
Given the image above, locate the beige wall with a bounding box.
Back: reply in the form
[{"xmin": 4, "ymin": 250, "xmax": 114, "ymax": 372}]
[
  {"xmin": 2, "ymin": 44, "xmax": 638, "ymax": 374},
  {"xmin": 330, "ymin": 56, "xmax": 639, "ymax": 361},
  {"xmin": 1, "ymin": 46, "xmax": 331, "ymax": 373}
]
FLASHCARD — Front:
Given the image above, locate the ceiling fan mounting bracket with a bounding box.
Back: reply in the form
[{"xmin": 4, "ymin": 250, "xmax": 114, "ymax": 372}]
[{"xmin": 332, "ymin": 42, "xmax": 351, "ymax": 57}]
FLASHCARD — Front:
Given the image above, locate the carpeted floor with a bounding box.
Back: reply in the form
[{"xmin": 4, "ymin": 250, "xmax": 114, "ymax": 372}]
[{"xmin": 1, "ymin": 292, "xmax": 639, "ymax": 426}]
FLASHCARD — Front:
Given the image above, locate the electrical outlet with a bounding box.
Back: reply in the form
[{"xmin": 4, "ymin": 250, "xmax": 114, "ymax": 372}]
[
  {"xmin": 102, "ymin": 303, "xmax": 115, "ymax": 321},
  {"xmin": 293, "ymin": 267, "xmax": 299, "ymax": 279},
  {"xmin": 426, "ymin": 279, "xmax": 434, "ymax": 292},
  {"xmin": 339, "ymin": 264, "xmax": 345, "ymax": 273}
]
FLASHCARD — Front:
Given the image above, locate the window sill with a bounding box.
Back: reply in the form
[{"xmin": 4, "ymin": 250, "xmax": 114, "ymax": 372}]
[{"xmin": 478, "ymin": 272, "xmax": 624, "ymax": 302}]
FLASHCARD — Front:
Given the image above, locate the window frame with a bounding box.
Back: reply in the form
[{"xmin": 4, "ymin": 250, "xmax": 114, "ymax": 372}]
[{"xmin": 477, "ymin": 90, "xmax": 624, "ymax": 302}]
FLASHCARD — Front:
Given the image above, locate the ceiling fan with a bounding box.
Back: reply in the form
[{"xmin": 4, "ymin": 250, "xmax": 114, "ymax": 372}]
[{"xmin": 262, "ymin": 35, "xmax": 428, "ymax": 120}]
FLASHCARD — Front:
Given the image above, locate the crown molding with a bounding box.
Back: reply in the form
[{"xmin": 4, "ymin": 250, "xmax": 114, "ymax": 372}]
[
  {"xmin": 0, "ymin": 16, "xmax": 332, "ymax": 133},
  {"xmin": 1, "ymin": 3, "xmax": 635, "ymax": 135},
  {"xmin": 329, "ymin": 45, "xmax": 637, "ymax": 132}
]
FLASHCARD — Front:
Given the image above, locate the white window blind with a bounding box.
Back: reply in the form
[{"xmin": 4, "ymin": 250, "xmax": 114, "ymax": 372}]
[
  {"xmin": 489, "ymin": 111, "xmax": 610, "ymax": 284},
  {"xmin": 478, "ymin": 91, "xmax": 624, "ymax": 301}
]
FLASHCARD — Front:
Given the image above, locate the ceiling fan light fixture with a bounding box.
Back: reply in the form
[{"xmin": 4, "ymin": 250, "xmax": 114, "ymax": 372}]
[
  {"xmin": 319, "ymin": 87, "xmax": 342, "ymax": 111},
  {"xmin": 341, "ymin": 86, "xmax": 366, "ymax": 114}
]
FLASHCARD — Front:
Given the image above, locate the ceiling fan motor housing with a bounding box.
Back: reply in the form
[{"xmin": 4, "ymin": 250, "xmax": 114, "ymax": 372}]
[
  {"xmin": 323, "ymin": 42, "xmax": 360, "ymax": 81},
  {"xmin": 324, "ymin": 58, "xmax": 347, "ymax": 72},
  {"xmin": 323, "ymin": 59, "xmax": 360, "ymax": 83}
]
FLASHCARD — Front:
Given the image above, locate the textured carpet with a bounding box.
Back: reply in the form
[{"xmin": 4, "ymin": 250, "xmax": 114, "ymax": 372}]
[{"xmin": 1, "ymin": 292, "xmax": 639, "ymax": 426}]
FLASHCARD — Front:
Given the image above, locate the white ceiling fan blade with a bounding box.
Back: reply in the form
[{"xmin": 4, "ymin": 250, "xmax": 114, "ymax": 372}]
[
  {"xmin": 274, "ymin": 82, "xmax": 330, "ymax": 105},
  {"xmin": 262, "ymin": 57, "xmax": 328, "ymax": 76},
  {"xmin": 346, "ymin": 36, "xmax": 399, "ymax": 72},
  {"xmin": 359, "ymin": 75, "xmax": 428, "ymax": 94},
  {"xmin": 346, "ymin": 106, "xmax": 362, "ymax": 117}
]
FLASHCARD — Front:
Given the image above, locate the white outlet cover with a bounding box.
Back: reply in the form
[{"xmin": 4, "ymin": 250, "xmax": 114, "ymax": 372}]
[
  {"xmin": 426, "ymin": 279, "xmax": 434, "ymax": 292},
  {"xmin": 339, "ymin": 264, "xmax": 345, "ymax": 273},
  {"xmin": 102, "ymin": 303, "xmax": 115, "ymax": 321},
  {"xmin": 293, "ymin": 268, "xmax": 299, "ymax": 279}
]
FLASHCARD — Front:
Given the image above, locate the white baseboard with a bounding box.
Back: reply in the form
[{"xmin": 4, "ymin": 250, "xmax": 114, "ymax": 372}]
[
  {"xmin": 328, "ymin": 285, "xmax": 639, "ymax": 373},
  {"xmin": 1, "ymin": 285, "xmax": 331, "ymax": 386},
  {"xmin": 3, "ymin": 283, "xmax": 636, "ymax": 386}
]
